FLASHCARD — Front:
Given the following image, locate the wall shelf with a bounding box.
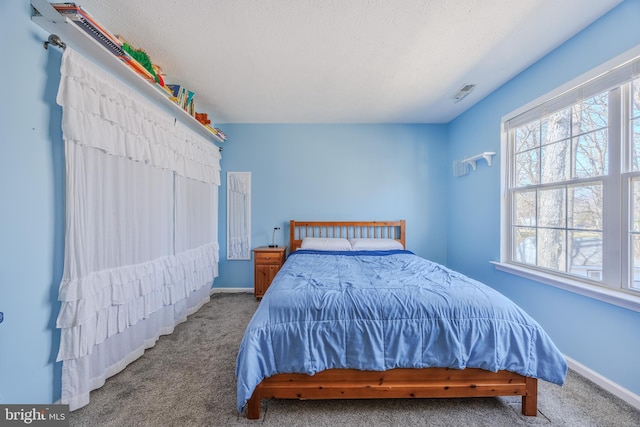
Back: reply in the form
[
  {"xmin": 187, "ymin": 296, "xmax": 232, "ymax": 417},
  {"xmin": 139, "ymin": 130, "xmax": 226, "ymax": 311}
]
[
  {"xmin": 30, "ymin": 0, "xmax": 226, "ymax": 145},
  {"xmin": 453, "ymin": 151, "xmax": 496, "ymax": 176}
]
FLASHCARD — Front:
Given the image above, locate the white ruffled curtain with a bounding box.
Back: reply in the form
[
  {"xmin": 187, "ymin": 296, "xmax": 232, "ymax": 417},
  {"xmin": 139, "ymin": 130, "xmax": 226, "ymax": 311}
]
[
  {"xmin": 56, "ymin": 48, "xmax": 220, "ymax": 410},
  {"xmin": 227, "ymin": 172, "xmax": 251, "ymax": 259}
]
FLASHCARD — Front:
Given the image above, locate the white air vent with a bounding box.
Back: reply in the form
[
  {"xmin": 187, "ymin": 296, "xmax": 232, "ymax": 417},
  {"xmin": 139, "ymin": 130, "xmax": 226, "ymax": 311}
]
[{"xmin": 452, "ymin": 84, "xmax": 476, "ymax": 103}]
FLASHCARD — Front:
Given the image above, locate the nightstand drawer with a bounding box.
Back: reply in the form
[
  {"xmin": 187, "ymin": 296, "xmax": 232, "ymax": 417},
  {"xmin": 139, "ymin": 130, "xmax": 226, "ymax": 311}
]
[{"xmin": 255, "ymin": 252, "xmax": 284, "ymax": 264}]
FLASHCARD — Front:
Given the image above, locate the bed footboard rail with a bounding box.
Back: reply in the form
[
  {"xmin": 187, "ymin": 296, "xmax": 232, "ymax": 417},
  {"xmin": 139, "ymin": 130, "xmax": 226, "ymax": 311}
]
[{"xmin": 246, "ymin": 368, "xmax": 537, "ymax": 419}]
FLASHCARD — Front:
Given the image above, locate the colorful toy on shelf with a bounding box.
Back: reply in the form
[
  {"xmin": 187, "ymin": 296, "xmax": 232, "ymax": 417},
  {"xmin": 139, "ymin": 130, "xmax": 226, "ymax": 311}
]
[
  {"xmin": 152, "ymin": 64, "xmax": 166, "ymax": 87},
  {"xmin": 195, "ymin": 113, "xmax": 211, "ymax": 126},
  {"xmin": 121, "ymin": 43, "xmax": 160, "ymax": 83}
]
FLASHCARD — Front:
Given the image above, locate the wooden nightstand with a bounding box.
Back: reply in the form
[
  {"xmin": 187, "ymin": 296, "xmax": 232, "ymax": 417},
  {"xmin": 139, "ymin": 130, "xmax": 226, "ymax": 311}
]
[{"xmin": 253, "ymin": 246, "xmax": 287, "ymax": 298}]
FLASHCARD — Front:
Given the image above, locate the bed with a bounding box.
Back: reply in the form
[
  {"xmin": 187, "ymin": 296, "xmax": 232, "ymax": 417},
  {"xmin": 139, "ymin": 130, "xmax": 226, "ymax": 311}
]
[{"xmin": 236, "ymin": 220, "xmax": 567, "ymax": 419}]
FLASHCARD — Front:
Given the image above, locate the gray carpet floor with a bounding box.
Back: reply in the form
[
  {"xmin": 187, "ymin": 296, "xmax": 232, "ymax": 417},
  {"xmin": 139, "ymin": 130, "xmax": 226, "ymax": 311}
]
[{"xmin": 69, "ymin": 293, "xmax": 640, "ymax": 426}]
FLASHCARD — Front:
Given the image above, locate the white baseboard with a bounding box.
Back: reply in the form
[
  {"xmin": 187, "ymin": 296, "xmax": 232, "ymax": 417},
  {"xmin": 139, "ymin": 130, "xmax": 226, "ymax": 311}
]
[
  {"xmin": 565, "ymin": 355, "xmax": 640, "ymax": 410},
  {"xmin": 210, "ymin": 287, "xmax": 253, "ymax": 295}
]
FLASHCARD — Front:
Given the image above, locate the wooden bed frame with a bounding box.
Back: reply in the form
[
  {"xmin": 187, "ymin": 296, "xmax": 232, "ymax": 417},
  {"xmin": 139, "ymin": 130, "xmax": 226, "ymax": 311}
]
[
  {"xmin": 288, "ymin": 220, "xmax": 406, "ymax": 252},
  {"xmin": 245, "ymin": 220, "xmax": 538, "ymax": 419}
]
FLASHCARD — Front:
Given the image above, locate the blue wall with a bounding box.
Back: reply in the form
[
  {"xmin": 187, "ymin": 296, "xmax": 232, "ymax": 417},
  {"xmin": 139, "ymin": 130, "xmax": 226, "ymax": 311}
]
[
  {"xmin": 446, "ymin": 0, "xmax": 640, "ymax": 397},
  {"xmin": 2, "ymin": 0, "xmax": 640, "ymax": 406},
  {"xmin": 0, "ymin": 1, "xmax": 64, "ymax": 403},
  {"xmin": 215, "ymin": 124, "xmax": 448, "ymax": 288}
]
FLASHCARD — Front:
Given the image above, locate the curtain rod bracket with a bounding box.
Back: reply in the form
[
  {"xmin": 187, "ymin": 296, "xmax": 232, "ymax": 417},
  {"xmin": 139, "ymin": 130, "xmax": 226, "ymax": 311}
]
[{"xmin": 44, "ymin": 34, "xmax": 66, "ymax": 50}]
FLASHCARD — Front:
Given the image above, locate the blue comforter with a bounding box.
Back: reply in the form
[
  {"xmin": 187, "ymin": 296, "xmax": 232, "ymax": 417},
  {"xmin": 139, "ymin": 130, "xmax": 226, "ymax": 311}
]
[{"xmin": 236, "ymin": 250, "xmax": 567, "ymax": 412}]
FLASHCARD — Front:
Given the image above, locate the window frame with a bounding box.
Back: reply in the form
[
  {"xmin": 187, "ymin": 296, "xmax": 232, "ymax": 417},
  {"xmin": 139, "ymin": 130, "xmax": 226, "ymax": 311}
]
[{"xmin": 497, "ymin": 45, "xmax": 640, "ymax": 313}]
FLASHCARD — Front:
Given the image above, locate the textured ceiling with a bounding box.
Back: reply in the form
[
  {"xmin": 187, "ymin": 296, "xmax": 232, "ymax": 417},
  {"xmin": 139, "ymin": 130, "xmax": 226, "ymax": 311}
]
[{"xmin": 61, "ymin": 0, "xmax": 621, "ymax": 124}]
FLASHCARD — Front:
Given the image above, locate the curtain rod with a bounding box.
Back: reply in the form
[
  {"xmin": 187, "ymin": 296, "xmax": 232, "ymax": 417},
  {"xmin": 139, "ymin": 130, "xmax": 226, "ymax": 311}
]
[{"xmin": 44, "ymin": 34, "xmax": 66, "ymax": 50}]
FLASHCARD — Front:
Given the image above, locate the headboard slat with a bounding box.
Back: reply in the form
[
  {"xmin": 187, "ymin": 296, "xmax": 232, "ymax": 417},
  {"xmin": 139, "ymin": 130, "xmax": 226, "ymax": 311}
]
[{"xmin": 289, "ymin": 220, "xmax": 406, "ymax": 252}]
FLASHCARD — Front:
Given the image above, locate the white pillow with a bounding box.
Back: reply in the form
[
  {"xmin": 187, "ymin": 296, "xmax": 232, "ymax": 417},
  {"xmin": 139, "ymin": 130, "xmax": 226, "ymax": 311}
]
[
  {"xmin": 300, "ymin": 237, "xmax": 352, "ymax": 251},
  {"xmin": 349, "ymin": 238, "xmax": 404, "ymax": 251}
]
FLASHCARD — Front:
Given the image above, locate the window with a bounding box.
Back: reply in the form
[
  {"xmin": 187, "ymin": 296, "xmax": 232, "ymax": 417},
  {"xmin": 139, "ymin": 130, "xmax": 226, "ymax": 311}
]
[{"xmin": 500, "ymin": 49, "xmax": 640, "ymax": 310}]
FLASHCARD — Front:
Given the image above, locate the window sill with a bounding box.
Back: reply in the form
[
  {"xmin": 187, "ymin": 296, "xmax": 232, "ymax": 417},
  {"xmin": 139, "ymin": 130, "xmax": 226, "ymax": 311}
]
[{"xmin": 491, "ymin": 261, "xmax": 640, "ymax": 313}]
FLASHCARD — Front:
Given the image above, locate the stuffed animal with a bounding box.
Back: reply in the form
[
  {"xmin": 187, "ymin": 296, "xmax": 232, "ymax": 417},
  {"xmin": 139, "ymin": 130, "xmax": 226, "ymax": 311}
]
[
  {"xmin": 121, "ymin": 43, "xmax": 161, "ymax": 84},
  {"xmin": 195, "ymin": 113, "xmax": 211, "ymax": 126}
]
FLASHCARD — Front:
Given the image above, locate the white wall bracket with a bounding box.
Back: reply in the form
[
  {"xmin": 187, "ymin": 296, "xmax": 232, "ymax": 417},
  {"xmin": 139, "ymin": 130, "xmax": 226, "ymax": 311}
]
[{"xmin": 453, "ymin": 151, "xmax": 496, "ymax": 176}]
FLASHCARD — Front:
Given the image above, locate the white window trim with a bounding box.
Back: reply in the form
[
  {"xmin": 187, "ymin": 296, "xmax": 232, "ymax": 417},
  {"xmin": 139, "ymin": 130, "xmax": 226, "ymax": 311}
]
[
  {"xmin": 498, "ymin": 44, "xmax": 640, "ymax": 314},
  {"xmin": 491, "ymin": 261, "xmax": 640, "ymax": 312}
]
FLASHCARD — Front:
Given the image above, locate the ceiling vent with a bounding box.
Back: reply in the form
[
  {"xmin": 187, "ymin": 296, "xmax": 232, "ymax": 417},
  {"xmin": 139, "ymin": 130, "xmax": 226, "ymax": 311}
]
[{"xmin": 452, "ymin": 84, "xmax": 476, "ymax": 103}]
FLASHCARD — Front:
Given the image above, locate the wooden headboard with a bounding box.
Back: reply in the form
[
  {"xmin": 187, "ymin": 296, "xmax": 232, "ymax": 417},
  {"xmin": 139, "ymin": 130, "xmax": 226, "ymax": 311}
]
[{"xmin": 289, "ymin": 220, "xmax": 406, "ymax": 252}]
